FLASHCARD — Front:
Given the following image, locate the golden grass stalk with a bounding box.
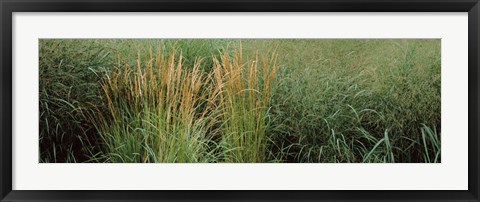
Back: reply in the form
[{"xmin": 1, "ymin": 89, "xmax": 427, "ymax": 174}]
[
  {"xmin": 96, "ymin": 43, "xmax": 278, "ymax": 163},
  {"xmin": 211, "ymin": 46, "xmax": 278, "ymax": 162},
  {"xmin": 97, "ymin": 46, "xmax": 214, "ymax": 163}
]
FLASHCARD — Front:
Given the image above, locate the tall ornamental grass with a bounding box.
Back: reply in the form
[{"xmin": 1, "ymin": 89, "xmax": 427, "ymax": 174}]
[
  {"xmin": 211, "ymin": 47, "xmax": 278, "ymax": 162},
  {"xmin": 96, "ymin": 48, "xmax": 217, "ymax": 162},
  {"xmin": 95, "ymin": 45, "xmax": 278, "ymax": 163}
]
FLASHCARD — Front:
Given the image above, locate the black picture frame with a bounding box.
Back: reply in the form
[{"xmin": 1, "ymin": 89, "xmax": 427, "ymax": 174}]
[{"xmin": 1, "ymin": 0, "xmax": 479, "ymax": 201}]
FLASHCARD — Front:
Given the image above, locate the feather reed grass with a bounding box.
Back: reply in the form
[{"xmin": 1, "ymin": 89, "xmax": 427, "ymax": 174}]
[
  {"xmin": 94, "ymin": 44, "xmax": 278, "ymax": 163},
  {"xmin": 211, "ymin": 46, "xmax": 278, "ymax": 162}
]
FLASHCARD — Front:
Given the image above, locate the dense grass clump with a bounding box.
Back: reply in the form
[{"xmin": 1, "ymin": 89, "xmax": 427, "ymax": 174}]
[
  {"xmin": 39, "ymin": 39, "xmax": 113, "ymax": 162},
  {"xmin": 211, "ymin": 47, "xmax": 278, "ymax": 162},
  {"xmin": 93, "ymin": 45, "xmax": 279, "ymax": 163},
  {"xmin": 96, "ymin": 48, "xmax": 216, "ymax": 162},
  {"xmin": 255, "ymin": 39, "xmax": 441, "ymax": 163},
  {"xmin": 39, "ymin": 39, "xmax": 441, "ymax": 163}
]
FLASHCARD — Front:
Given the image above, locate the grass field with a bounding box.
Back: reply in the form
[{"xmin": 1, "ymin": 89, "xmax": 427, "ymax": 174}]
[{"xmin": 39, "ymin": 39, "xmax": 441, "ymax": 163}]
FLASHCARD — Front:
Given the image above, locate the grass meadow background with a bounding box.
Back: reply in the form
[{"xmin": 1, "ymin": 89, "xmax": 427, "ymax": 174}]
[{"xmin": 39, "ymin": 39, "xmax": 441, "ymax": 163}]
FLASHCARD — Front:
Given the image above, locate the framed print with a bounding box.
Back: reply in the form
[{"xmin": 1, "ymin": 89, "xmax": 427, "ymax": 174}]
[{"xmin": 1, "ymin": 0, "xmax": 479, "ymax": 201}]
